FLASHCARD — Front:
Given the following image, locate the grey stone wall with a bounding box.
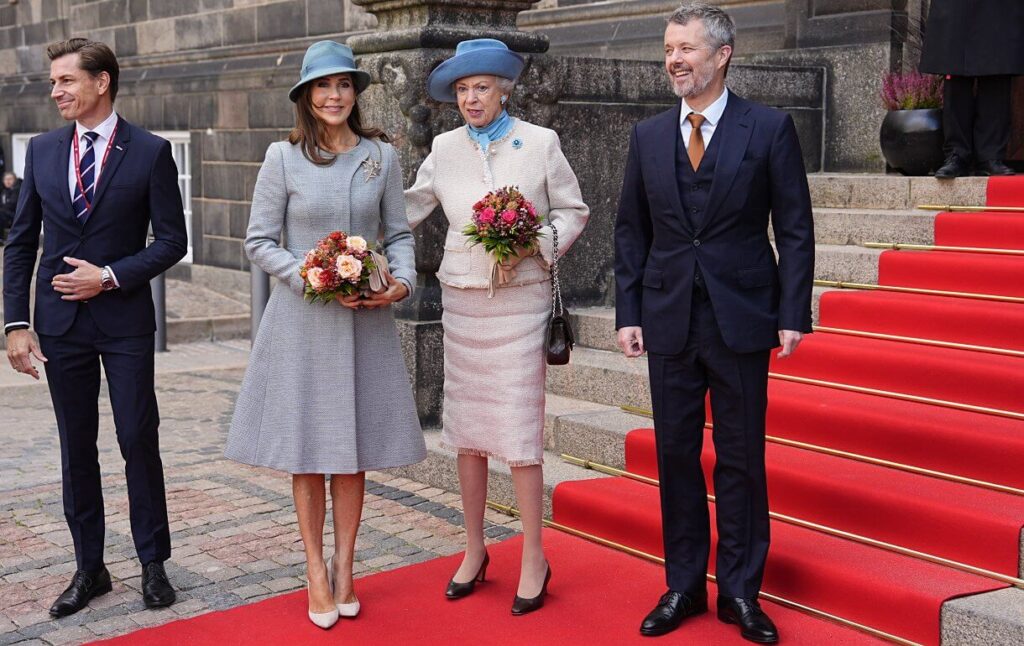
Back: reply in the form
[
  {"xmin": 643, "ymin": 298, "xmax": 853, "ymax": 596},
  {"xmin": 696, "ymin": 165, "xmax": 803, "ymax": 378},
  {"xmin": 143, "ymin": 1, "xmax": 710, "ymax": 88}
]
[
  {"xmin": 0, "ymin": 1, "xmax": 380, "ymax": 271},
  {"xmin": 0, "ymin": 1, "xmax": 378, "ymax": 77}
]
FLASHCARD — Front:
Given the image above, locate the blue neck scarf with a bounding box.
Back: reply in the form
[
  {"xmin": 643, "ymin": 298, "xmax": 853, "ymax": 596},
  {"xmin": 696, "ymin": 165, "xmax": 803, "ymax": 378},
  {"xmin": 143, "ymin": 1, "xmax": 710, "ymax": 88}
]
[{"xmin": 467, "ymin": 110, "xmax": 512, "ymax": 152}]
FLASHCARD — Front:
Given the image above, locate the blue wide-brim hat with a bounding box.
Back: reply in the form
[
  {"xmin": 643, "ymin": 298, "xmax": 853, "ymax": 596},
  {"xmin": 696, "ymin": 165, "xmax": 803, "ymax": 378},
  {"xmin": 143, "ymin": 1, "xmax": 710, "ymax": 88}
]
[
  {"xmin": 427, "ymin": 38, "xmax": 526, "ymax": 103},
  {"xmin": 289, "ymin": 41, "xmax": 371, "ymax": 102}
]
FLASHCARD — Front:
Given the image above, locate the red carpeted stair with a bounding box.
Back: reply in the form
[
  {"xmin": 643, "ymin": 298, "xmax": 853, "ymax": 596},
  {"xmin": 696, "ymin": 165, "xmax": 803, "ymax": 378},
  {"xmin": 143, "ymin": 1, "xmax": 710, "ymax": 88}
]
[
  {"xmin": 552, "ymin": 478, "xmax": 1001, "ymax": 645},
  {"xmin": 766, "ymin": 331, "xmax": 1024, "ymax": 413},
  {"xmin": 934, "ymin": 212, "xmax": 1024, "ymax": 249},
  {"xmin": 623, "ymin": 427, "xmax": 1024, "ymax": 576},
  {"xmin": 549, "ymin": 176, "xmax": 1024, "ymax": 645},
  {"xmin": 818, "ymin": 290, "xmax": 1024, "ymax": 351},
  {"xmin": 878, "ymin": 250, "xmax": 1024, "ymax": 298},
  {"xmin": 762, "ymin": 379, "xmax": 1024, "ymax": 492},
  {"xmin": 986, "ymin": 176, "xmax": 1024, "ymax": 206}
]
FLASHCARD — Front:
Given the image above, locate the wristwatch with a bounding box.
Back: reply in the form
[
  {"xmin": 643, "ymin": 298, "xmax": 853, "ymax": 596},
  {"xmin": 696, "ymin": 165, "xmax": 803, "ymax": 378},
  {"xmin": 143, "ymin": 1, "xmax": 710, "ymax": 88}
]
[{"xmin": 100, "ymin": 266, "xmax": 116, "ymax": 291}]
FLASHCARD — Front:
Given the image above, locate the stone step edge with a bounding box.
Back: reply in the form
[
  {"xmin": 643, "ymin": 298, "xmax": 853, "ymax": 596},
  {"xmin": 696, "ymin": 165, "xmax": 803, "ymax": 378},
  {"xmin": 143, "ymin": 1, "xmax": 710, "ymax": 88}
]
[
  {"xmin": 167, "ymin": 314, "xmax": 250, "ymax": 344},
  {"xmin": 942, "ymin": 588, "xmax": 1024, "ymax": 646},
  {"xmin": 385, "ymin": 430, "xmax": 606, "ymax": 520}
]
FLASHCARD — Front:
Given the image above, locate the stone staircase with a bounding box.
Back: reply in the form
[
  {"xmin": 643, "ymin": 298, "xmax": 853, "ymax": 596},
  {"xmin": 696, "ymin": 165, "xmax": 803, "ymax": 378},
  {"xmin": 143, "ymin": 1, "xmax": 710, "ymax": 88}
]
[{"xmin": 390, "ymin": 173, "xmax": 1024, "ymax": 644}]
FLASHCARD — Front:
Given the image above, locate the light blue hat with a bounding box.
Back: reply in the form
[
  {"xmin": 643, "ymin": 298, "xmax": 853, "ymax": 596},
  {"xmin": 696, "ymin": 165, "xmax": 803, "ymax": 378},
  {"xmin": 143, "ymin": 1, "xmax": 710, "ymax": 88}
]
[
  {"xmin": 427, "ymin": 38, "xmax": 526, "ymax": 103},
  {"xmin": 289, "ymin": 41, "xmax": 371, "ymax": 102}
]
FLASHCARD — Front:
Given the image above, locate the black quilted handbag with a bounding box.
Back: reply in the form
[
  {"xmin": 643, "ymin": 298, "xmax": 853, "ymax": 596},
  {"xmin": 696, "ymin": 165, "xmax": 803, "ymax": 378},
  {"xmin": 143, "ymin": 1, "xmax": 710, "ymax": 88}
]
[{"xmin": 546, "ymin": 225, "xmax": 575, "ymax": 365}]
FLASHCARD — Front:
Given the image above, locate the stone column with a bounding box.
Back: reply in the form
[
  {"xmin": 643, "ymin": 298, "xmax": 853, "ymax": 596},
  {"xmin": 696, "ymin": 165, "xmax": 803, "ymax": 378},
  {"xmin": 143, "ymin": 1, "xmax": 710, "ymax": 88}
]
[
  {"xmin": 348, "ymin": 0, "xmax": 548, "ymax": 427},
  {"xmin": 348, "ymin": 0, "xmax": 690, "ymax": 425}
]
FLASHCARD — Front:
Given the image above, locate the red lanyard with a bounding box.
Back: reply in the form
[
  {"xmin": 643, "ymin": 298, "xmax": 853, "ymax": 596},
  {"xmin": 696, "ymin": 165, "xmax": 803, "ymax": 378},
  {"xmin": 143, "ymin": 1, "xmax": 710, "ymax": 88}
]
[{"xmin": 72, "ymin": 120, "xmax": 118, "ymax": 212}]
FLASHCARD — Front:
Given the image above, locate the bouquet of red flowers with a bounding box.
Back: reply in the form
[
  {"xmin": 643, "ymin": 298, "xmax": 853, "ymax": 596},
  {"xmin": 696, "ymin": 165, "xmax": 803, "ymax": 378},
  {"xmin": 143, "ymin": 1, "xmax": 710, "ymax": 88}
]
[
  {"xmin": 299, "ymin": 231, "xmax": 390, "ymax": 304},
  {"xmin": 462, "ymin": 186, "xmax": 543, "ymax": 264}
]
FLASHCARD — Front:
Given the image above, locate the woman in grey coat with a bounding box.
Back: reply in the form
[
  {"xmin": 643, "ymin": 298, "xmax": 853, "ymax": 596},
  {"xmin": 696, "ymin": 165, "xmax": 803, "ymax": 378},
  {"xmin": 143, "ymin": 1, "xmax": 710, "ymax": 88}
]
[{"xmin": 224, "ymin": 41, "xmax": 425, "ymax": 629}]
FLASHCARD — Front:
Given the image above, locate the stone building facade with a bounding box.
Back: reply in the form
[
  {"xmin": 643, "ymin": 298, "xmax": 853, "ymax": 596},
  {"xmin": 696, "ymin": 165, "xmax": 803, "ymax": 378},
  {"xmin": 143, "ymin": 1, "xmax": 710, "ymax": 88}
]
[{"xmin": 0, "ymin": 0, "xmax": 1018, "ymax": 422}]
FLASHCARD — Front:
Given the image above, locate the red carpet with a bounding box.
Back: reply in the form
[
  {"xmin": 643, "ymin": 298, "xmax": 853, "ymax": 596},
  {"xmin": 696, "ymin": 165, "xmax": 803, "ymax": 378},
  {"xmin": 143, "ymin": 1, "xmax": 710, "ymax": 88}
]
[
  {"xmin": 552, "ymin": 479, "xmax": 1001, "ymax": 646},
  {"xmin": 934, "ymin": 212, "xmax": 1024, "ymax": 249},
  {"xmin": 817, "ymin": 290, "xmax": 1024, "ymax": 351},
  {"xmin": 762, "ymin": 379, "xmax": 1024, "ymax": 492},
  {"xmin": 548, "ymin": 177, "xmax": 1024, "ymax": 646},
  {"xmin": 623, "ymin": 428, "xmax": 1024, "ymax": 576},
  {"xmin": 878, "ymin": 249, "xmax": 1024, "ymax": 297},
  {"xmin": 768, "ymin": 332, "xmax": 1024, "ymax": 413},
  {"xmin": 986, "ymin": 175, "xmax": 1024, "ymax": 206},
  {"xmin": 91, "ymin": 531, "xmax": 880, "ymax": 645}
]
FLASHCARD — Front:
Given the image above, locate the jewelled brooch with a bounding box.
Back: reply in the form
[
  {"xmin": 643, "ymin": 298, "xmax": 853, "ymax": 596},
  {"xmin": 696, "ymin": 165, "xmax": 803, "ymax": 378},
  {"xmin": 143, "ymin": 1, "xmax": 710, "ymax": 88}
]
[
  {"xmin": 512, "ymin": 138, "xmax": 523, "ymax": 150},
  {"xmin": 360, "ymin": 156, "xmax": 381, "ymax": 182}
]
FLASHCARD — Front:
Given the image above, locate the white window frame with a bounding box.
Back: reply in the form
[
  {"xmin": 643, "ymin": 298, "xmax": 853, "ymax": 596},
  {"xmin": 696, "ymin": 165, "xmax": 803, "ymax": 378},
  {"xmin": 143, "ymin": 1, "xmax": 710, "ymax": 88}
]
[
  {"xmin": 11, "ymin": 133, "xmax": 40, "ymax": 179},
  {"xmin": 12, "ymin": 130, "xmax": 195, "ymax": 264},
  {"xmin": 152, "ymin": 131, "xmax": 193, "ymax": 263}
]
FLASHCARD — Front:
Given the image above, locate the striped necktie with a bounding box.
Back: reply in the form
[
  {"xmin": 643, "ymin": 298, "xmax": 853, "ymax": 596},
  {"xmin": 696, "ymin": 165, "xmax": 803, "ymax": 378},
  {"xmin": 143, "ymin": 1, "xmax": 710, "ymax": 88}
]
[{"xmin": 73, "ymin": 131, "xmax": 100, "ymax": 222}]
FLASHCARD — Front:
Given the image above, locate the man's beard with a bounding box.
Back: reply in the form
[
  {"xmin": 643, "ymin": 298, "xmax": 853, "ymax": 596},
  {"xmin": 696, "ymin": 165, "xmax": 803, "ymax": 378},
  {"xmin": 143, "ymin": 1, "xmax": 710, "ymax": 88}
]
[{"xmin": 668, "ymin": 61, "xmax": 715, "ymax": 99}]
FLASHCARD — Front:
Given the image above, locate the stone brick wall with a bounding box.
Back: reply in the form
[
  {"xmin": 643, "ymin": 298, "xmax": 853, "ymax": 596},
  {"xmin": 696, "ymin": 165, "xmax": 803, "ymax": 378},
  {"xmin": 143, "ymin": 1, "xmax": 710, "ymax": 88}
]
[
  {"xmin": 0, "ymin": 1, "xmax": 377, "ymax": 271},
  {"xmin": 1, "ymin": 1, "xmax": 376, "ymax": 76}
]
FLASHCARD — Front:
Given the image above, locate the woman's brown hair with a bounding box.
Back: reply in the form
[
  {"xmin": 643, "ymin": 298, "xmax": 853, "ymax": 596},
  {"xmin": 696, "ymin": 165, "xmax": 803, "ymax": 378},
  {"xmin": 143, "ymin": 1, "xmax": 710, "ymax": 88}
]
[{"xmin": 288, "ymin": 79, "xmax": 390, "ymax": 166}]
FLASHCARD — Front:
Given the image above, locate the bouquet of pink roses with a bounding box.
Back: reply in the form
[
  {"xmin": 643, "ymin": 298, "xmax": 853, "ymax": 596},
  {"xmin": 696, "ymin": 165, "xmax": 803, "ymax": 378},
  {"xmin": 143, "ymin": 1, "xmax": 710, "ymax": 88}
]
[
  {"xmin": 462, "ymin": 186, "xmax": 543, "ymax": 264},
  {"xmin": 299, "ymin": 230, "xmax": 390, "ymax": 304}
]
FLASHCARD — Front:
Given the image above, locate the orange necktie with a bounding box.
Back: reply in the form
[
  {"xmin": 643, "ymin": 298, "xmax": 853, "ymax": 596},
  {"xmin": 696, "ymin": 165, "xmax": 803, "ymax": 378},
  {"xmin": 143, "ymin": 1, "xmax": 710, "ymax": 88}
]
[{"xmin": 687, "ymin": 113, "xmax": 706, "ymax": 171}]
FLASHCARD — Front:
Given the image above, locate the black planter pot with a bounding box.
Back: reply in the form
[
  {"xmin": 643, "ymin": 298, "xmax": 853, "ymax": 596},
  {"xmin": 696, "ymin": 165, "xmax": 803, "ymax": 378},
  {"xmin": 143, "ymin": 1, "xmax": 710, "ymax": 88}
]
[{"xmin": 879, "ymin": 108, "xmax": 945, "ymax": 176}]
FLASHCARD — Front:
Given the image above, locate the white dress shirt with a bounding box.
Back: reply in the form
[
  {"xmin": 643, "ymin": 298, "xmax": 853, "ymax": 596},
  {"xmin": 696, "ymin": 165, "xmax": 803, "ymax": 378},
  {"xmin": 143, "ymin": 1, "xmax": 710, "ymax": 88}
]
[
  {"xmin": 680, "ymin": 88, "xmax": 729, "ymax": 150},
  {"xmin": 68, "ymin": 110, "xmax": 119, "ymax": 200}
]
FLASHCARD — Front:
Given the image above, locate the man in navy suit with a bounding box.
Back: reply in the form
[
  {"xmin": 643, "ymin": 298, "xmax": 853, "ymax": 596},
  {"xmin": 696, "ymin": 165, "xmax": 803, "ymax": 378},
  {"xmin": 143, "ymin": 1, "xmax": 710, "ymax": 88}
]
[
  {"xmin": 3, "ymin": 38, "xmax": 186, "ymax": 617},
  {"xmin": 614, "ymin": 4, "xmax": 814, "ymax": 641}
]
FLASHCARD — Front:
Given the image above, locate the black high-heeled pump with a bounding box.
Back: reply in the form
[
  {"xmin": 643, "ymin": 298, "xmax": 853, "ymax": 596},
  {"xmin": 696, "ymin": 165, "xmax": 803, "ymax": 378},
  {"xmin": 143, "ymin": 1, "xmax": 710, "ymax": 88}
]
[
  {"xmin": 445, "ymin": 551, "xmax": 490, "ymax": 600},
  {"xmin": 511, "ymin": 563, "xmax": 551, "ymax": 616}
]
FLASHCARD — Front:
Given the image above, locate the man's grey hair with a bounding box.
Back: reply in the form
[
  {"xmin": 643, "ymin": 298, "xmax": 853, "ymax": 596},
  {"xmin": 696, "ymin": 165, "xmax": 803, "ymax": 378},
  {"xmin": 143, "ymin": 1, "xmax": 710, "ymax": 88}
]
[{"xmin": 669, "ymin": 2, "xmax": 736, "ymax": 52}]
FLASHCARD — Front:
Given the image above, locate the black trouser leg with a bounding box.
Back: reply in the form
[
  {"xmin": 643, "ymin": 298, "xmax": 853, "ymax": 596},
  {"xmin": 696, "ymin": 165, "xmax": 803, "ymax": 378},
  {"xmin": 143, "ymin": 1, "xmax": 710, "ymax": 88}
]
[
  {"xmin": 703, "ymin": 333, "xmax": 771, "ymax": 599},
  {"xmin": 943, "ymin": 76, "xmax": 975, "ymax": 160},
  {"xmin": 99, "ymin": 327, "xmax": 170, "ymax": 566},
  {"xmin": 40, "ymin": 309, "xmax": 105, "ymax": 572},
  {"xmin": 649, "ymin": 339, "xmax": 710, "ymax": 596},
  {"xmin": 973, "ymin": 75, "xmax": 1012, "ymax": 163},
  {"xmin": 648, "ymin": 289, "xmax": 772, "ymax": 597}
]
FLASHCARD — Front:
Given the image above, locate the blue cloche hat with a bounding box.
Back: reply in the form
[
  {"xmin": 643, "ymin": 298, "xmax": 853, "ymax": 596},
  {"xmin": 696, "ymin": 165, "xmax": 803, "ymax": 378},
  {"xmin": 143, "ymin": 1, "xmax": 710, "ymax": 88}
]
[
  {"xmin": 289, "ymin": 41, "xmax": 371, "ymax": 102},
  {"xmin": 427, "ymin": 38, "xmax": 526, "ymax": 103}
]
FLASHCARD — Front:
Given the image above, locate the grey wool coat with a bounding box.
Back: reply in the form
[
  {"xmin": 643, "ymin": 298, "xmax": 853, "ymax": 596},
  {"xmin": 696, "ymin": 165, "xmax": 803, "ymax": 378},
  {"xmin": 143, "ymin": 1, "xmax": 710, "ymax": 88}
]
[{"xmin": 224, "ymin": 138, "xmax": 426, "ymax": 474}]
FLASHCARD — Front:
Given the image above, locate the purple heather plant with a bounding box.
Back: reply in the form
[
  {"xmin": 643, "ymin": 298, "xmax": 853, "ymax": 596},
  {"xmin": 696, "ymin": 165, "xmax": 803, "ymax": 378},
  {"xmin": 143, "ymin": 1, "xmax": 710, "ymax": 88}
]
[{"xmin": 881, "ymin": 71, "xmax": 944, "ymax": 110}]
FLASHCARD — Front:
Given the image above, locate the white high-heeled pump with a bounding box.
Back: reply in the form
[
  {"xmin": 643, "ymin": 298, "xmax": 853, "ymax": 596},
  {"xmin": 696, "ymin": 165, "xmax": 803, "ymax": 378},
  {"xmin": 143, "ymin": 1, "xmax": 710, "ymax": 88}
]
[
  {"xmin": 307, "ymin": 561, "xmax": 339, "ymax": 629},
  {"xmin": 329, "ymin": 556, "xmax": 361, "ymax": 618}
]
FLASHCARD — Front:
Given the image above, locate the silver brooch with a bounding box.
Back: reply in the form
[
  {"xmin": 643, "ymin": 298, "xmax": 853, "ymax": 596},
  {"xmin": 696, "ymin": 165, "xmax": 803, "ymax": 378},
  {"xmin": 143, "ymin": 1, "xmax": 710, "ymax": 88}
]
[
  {"xmin": 512, "ymin": 138, "xmax": 523, "ymax": 149},
  {"xmin": 361, "ymin": 157, "xmax": 381, "ymax": 182}
]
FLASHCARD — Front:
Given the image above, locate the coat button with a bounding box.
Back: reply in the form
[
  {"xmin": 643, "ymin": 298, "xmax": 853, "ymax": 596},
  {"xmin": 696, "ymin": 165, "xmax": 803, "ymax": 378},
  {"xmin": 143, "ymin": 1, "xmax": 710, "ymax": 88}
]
[{"xmin": 693, "ymin": 239, "xmax": 701, "ymax": 247}]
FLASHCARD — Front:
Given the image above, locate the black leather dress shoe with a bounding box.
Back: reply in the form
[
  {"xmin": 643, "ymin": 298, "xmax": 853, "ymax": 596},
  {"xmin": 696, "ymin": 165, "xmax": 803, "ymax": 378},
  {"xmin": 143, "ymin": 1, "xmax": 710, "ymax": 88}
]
[
  {"xmin": 717, "ymin": 596, "xmax": 779, "ymax": 643},
  {"xmin": 934, "ymin": 154, "xmax": 971, "ymax": 179},
  {"xmin": 49, "ymin": 567, "xmax": 112, "ymax": 618},
  {"xmin": 445, "ymin": 551, "xmax": 489, "ymax": 600},
  {"xmin": 975, "ymin": 160, "xmax": 1016, "ymax": 176},
  {"xmin": 639, "ymin": 590, "xmax": 708, "ymax": 637},
  {"xmin": 142, "ymin": 561, "xmax": 176, "ymax": 609}
]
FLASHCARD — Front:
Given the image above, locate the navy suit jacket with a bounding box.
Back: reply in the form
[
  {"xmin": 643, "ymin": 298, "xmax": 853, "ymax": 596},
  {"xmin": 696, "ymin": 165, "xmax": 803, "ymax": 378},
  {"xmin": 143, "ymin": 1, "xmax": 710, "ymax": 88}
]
[
  {"xmin": 3, "ymin": 118, "xmax": 187, "ymax": 338},
  {"xmin": 614, "ymin": 93, "xmax": 815, "ymax": 355}
]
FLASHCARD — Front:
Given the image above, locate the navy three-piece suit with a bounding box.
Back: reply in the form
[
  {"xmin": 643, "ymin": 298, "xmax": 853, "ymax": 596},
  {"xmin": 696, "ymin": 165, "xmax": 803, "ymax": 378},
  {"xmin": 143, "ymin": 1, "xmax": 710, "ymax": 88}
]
[
  {"xmin": 3, "ymin": 117, "xmax": 187, "ymax": 571},
  {"xmin": 615, "ymin": 92, "xmax": 814, "ymax": 599}
]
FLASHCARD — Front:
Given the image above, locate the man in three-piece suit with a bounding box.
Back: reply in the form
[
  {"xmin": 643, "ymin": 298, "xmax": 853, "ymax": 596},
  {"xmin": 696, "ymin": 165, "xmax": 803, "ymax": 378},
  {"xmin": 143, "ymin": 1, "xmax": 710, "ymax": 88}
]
[
  {"xmin": 3, "ymin": 38, "xmax": 186, "ymax": 617},
  {"xmin": 614, "ymin": 4, "xmax": 814, "ymax": 642}
]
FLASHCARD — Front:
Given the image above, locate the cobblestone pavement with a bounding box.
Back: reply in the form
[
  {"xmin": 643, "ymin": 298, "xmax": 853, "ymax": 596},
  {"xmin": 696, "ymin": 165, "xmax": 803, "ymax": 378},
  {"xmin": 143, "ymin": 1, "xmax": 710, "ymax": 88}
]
[{"xmin": 0, "ymin": 341, "xmax": 520, "ymax": 645}]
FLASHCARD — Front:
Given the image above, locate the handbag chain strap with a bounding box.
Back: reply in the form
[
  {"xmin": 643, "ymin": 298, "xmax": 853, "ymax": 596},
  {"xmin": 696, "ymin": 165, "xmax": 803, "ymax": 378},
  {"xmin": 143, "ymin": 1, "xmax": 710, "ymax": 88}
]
[{"xmin": 550, "ymin": 224, "xmax": 565, "ymax": 318}]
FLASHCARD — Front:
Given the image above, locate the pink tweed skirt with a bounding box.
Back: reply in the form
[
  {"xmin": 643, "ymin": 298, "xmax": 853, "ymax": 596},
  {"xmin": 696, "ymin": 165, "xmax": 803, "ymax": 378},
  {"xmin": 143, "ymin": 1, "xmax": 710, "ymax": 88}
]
[{"xmin": 440, "ymin": 281, "xmax": 551, "ymax": 466}]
